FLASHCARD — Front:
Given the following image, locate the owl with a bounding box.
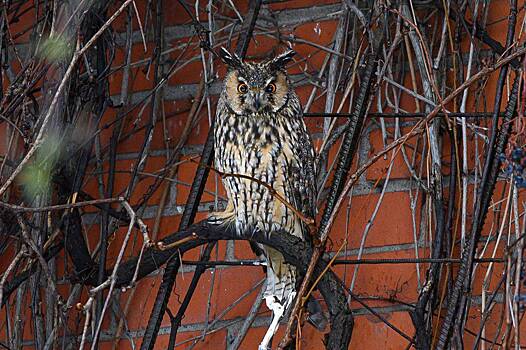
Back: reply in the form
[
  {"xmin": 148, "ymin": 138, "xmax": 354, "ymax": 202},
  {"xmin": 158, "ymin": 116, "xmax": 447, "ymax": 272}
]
[{"xmin": 212, "ymin": 48, "xmax": 320, "ymax": 348}]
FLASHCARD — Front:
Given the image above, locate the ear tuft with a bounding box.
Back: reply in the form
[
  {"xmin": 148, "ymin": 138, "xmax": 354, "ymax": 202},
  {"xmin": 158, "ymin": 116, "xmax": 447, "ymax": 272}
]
[
  {"xmin": 269, "ymin": 50, "xmax": 296, "ymax": 71},
  {"xmin": 219, "ymin": 47, "xmax": 243, "ymax": 68}
]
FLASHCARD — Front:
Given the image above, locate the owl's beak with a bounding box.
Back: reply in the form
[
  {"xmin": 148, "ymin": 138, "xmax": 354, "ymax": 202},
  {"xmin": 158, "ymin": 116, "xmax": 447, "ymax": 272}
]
[
  {"xmin": 253, "ymin": 96, "xmax": 261, "ymax": 111},
  {"xmin": 247, "ymin": 90, "xmax": 265, "ymax": 112}
]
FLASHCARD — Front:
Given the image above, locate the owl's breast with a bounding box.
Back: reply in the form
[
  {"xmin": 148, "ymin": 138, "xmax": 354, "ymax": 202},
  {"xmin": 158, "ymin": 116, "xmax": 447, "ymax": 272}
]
[
  {"xmin": 214, "ymin": 113, "xmax": 303, "ymax": 235},
  {"xmin": 215, "ymin": 110, "xmax": 283, "ymax": 169}
]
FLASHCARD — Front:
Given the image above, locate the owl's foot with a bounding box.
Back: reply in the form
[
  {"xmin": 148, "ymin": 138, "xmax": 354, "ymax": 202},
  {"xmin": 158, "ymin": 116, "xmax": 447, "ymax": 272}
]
[
  {"xmin": 207, "ymin": 199, "xmax": 235, "ymax": 226},
  {"xmin": 207, "ymin": 215, "xmax": 222, "ymax": 225},
  {"xmin": 207, "ymin": 209, "xmax": 235, "ymax": 227},
  {"xmin": 259, "ymin": 296, "xmax": 285, "ymax": 350}
]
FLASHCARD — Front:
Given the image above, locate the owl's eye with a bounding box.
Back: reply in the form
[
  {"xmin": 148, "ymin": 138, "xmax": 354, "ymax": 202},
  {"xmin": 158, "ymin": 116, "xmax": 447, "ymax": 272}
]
[
  {"xmin": 237, "ymin": 83, "xmax": 248, "ymax": 94},
  {"xmin": 265, "ymin": 83, "xmax": 277, "ymax": 93}
]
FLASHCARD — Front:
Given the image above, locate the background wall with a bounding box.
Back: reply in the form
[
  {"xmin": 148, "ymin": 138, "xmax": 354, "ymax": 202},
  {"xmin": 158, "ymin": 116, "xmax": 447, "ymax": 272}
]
[{"xmin": 0, "ymin": 0, "xmax": 525, "ymax": 349}]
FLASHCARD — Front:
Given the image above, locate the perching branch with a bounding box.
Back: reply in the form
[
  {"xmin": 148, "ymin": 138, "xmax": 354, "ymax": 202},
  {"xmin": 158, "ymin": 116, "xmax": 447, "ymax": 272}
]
[{"xmin": 66, "ymin": 217, "xmax": 353, "ymax": 350}]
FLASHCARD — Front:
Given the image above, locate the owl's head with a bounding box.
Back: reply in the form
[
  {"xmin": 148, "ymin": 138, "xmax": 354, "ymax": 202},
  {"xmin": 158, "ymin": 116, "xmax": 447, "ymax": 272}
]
[{"xmin": 219, "ymin": 47, "xmax": 295, "ymax": 115}]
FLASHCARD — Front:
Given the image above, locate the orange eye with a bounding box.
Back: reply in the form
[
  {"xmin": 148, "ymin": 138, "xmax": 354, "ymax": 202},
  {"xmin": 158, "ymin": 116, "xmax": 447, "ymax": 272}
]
[
  {"xmin": 237, "ymin": 83, "xmax": 248, "ymax": 94},
  {"xmin": 265, "ymin": 83, "xmax": 276, "ymax": 93}
]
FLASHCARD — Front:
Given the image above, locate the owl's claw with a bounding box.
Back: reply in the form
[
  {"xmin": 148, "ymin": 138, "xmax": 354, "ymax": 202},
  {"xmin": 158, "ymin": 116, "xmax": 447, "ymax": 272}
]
[
  {"xmin": 207, "ymin": 215, "xmax": 222, "ymax": 225},
  {"xmin": 259, "ymin": 296, "xmax": 286, "ymax": 350},
  {"xmin": 259, "ymin": 293, "xmax": 296, "ymax": 350},
  {"xmin": 284, "ymin": 291, "xmax": 296, "ymax": 310}
]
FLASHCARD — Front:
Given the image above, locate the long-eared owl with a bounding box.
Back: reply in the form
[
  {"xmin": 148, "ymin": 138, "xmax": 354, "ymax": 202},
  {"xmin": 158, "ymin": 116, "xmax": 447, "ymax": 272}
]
[{"xmin": 212, "ymin": 48, "xmax": 316, "ymax": 332}]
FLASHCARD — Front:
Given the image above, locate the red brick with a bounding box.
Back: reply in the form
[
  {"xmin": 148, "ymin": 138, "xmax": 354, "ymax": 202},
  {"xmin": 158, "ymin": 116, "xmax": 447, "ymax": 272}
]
[
  {"xmin": 167, "ymin": 58, "xmax": 205, "ymax": 86},
  {"xmin": 328, "ymin": 191, "xmax": 421, "ymax": 250},
  {"xmin": 125, "ymin": 266, "xmax": 264, "ymax": 330},
  {"xmin": 366, "ymin": 126, "xmax": 420, "ymax": 181},
  {"xmin": 289, "ymin": 20, "xmax": 339, "ymax": 72},
  {"xmin": 334, "ymin": 249, "xmax": 420, "ymax": 304},
  {"xmin": 349, "ymin": 311, "xmax": 414, "ymax": 349},
  {"xmin": 234, "ymin": 240, "xmax": 261, "ymax": 260},
  {"xmin": 245, "ymin": 35, "xmax": 281, "ymax": 60},
  {"xmin": 470, "ymin": 246, "xmax": 507, "ymax": 296},
  {"xmin": 82, "ymin": 156, "xmax": 169, "ymax": 207},
  {"xmin": 176, "ymin": 155, "xmax": 227, "ymax": 205},
  {"xmin": 0, "ymin": 122, "xmax": 8, "ymax": 155},
  {"xmin": 268, "ymin": 0, "xmax": 339, "ymax": 11},
  {"xmin": 8, "ymin": 2, "xmax": 35, "ymax": 44},
  {"xmin": 110, "ymin": 1, "xmax": 212, "ymax": 32},
  {"xmin": 101, "ymin": 329, "xmax": 227, "ymax": 349},
  {"xmin": 108, "ymin": 42, "xmax": 156, "ymax": 96},
  {"xmin": 236, "ymin": 325, "xmax": 286, "ymax": 350},
  {"xmin": 96, "ymin": 98, "xmax": 210, "ymax": 155}
]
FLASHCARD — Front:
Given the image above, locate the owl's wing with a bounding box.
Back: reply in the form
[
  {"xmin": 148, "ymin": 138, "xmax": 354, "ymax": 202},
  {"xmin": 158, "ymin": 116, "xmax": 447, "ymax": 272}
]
[
  {"xmin": 286, "ymin": 109, "xmax": 316, "ymax": 232},
  {"xmin": 277, "ymin": 91, "xmax": 317, "ymax": 226},
  {"xmin": 289, "ymin": 117, "xmax": 317, "ymax": 223}
]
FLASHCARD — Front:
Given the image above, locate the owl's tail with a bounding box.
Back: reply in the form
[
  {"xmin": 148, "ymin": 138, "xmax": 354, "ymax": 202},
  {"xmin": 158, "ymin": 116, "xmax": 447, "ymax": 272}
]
[
  {"xmin": 259, "ymin": 248, "xmax": 296, "ymax": 350},
  {"xmin": 259, "ymin": 248, "xmax": 327, "ymax": 350},
  {"xmin": 264, "ymin": 247, "xmax": 296, "ymax": 304}
]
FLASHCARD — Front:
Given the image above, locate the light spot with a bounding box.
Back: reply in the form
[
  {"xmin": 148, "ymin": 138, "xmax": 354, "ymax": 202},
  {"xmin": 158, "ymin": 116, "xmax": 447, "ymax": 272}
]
[{"xmin": 314, "ymin": 23, "xmax": 322, "ymax": 36}]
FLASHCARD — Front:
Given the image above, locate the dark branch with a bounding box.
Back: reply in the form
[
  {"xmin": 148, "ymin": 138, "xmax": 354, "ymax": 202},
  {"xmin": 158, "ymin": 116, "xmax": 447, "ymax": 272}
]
[{"xmin": 65, "ymin": 217, "xmax": 352, "ymax": 349}]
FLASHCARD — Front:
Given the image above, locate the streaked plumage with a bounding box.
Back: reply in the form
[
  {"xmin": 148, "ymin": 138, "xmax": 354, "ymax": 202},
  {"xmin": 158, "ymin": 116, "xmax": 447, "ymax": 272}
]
[{"xmin": 211, "ymin": 48, "xmax": 317, "ymax": 347}]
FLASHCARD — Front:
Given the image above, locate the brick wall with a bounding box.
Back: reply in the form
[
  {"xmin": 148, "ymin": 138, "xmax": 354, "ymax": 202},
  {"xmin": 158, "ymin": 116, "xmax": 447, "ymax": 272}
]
[{"xmin": 0, "ymin": 0, "xmax": 524, "ymax": 349}]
